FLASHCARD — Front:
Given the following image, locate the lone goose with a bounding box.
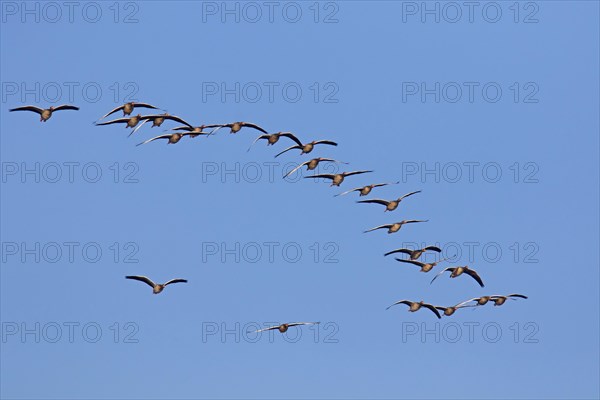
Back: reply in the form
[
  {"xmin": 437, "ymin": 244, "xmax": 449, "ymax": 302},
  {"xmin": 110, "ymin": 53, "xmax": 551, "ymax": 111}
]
[
  {"xmin": 384, "ymin": 245, "xmax": 442, "ymax": 260},
  {"xmin": 386, "ymin": 300, "xmax": 441, "ymax": 319},
  {"xmin": 275, "ymin": 139, "xmax": 338, "ymax": 158},
  {"xmin": 99, "ymin": 102, "xmax": 160, "ymax": 119},
  {"xmin": 247, "ymin": 132, "xmax": 302, "ymax": 151},
  {"xmin": 136, "ymin": 132, "xmax": 194, "ymax": 146},
  {"xmin": 168, "ymin": 124, "xmax": 223, "ymax": 138},
  {"xmin": 251, "ymin": 322, "xmax": 320, "ymax": 333},
  {"xmin": 210, "ymin": 122, "xmax": 267, "ymax": 134},
  {"xmin": 304, "ymin": 170, "xmax": 372, "ymax": 186},
  {"xmin": 363, "ymin": 220, "xmax": 428, "ymax": 234},
  {"xmin": 357, "ymin": 190, "xmax": 422, "ymax": 211},
  {"xmin": 490, "ymin": 294, "xmax": 528, "ymax": 306},
  {"xmin": 283, "ymin": 158, "xmax": 348, "ymax": 179},
  {"xmin": 95, "ymin": 114, "xmax": 143, "ymax": 129},
  {"xmin": 430, "ymin": 266, "xmax": 485, "ymax": 287},
  {"xmin": 125, "ymin": 275, "xmax": 187, "ymax": 294},
  {"xmin": 334, "ymin": 182, "xmax": 399, "ymax": 197},
  {"xmin": 394, "ymin": 256, "xmax": 452, "ymax": 272},
  {"xmin": 10, "ymin": 104, "xmax": 79, "ymax": 121}
]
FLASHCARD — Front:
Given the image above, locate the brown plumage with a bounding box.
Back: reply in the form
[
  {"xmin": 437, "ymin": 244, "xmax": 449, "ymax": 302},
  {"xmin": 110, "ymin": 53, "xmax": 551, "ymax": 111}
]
[{"xmin": 430, "ymin": 266, "xmax": 485, "ymax": 287}]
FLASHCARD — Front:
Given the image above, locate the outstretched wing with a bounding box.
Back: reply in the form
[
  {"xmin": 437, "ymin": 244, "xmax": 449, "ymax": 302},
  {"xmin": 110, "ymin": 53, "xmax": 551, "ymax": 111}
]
[
  {"xmin": 286, "ymin": 322, "xmax": 320, "ymax": 328},
  {"xmin": 344, "ymin": 170, "xmax": 373, "ymax": 177},
  {"xmin": 507, "ymin": 294, "xmax": 528, "ymax": 299},
  {"xmin": 386, "ymin": 300, "xmax": 412, "ymax": 310},
  {"xmin": 136, "ymin": 134, "xmax": 172, "ymax": 146},
  {"xmin": 99, "ymin": 105, "xmax": 125, "ymax": 119},
  {"xmin": 95, "ymin": 117, "xmax": 132, "ymax": 126},
  {"xmin": 334, "ymin": 187, "xmax": 361, "ymax": 197},
  {"xmin": 373, "ymin": 181, "xmax": 399, "ymax": 188},
  {"xmin": 357, "ymin": 199, "xmax": 389, "ymax": 206},
  {"xmin": 304, "ymin": 174, "xmax": 335, "ymax": 180},
  {"xmin": 164, "ymin": 278, "xmax": 188, "ymax": 286},
  {"xmin": 430, "ymin": 268, "xmax": 454, "ymax": 285},
  {"xmin": 133, "ymin": 102, "xmax": 160, "ymax": 110},
  {"xmin": 9, "ymin": 105, "xmax": 44, "ymax": 115},
  {"xmin": 242, "ymin": 122, "xmax": 267, "ymax": 133},
  {"xmin": 363, "ymin": 224, "xmax": 391, "ymax": 233},
  {"xmin": 402, "ymin": 219, "xmax": 428, "ymax": 224},
  {"xmin": 424, "ymin": 246, "xmax": 442, "ymax": 252},
  {"xmin": 252, "ymin": 325, "xmax": 280, "ymax": 333},
  {"xmin": 274, "ymin": 145, "xmax": 302, "ymax": 158},
  {"xmin": 128, "ymin": 119, "xmax": 149, "ymax": 137},
  {"xmin": 279, "ymin": 132, "xmax": 303, "ymax": 146},
  {"xmin": 422, "ymin": 303, "xmax": 442, "ymax": 319},
  {"xmin": 465, "ymin": 268, "xmax": 485, "ymax": 288},
  {"xmin": 163, "ymin": 115, "xmax": 193, "ymax": 128},
  {"xmin": 125, "ymin": 275, "xmax": 156, "ymax": 288},
  {"xmin": 398, "ymin": 190, "xmax": 422, "ymax": 200},
  {"xmin": 384, "ymin": 248, "xmax": 413, "ymax": 257},
  {"xmin": 394, "ymin": 258, "xmax": 425, "ymax": 268},
  {"xmin": 247, "ymin": 134, "xmax": 270, "ymax": 151},
  {"xmin": 282, "ymin": 161, "xmax": 309, "ymax": 178},
  {"xmin": 313, "ymin": 140, "xmax": 338, "ymax": 147},
  {"xmin": 53, "ymin": 104, "xmax": 79, "ymax": 112}
]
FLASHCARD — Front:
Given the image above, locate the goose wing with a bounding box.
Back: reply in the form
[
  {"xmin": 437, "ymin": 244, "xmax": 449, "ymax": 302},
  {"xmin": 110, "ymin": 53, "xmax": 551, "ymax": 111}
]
[
  {"xmin": 357, "ymin": 199, "xmax": 390, "ymax": 206},
  {"xmin": 125, "ymin": 275, "xmax": 156, "ymax": 288},
  {"xmin": 372, "ymin": 181, "xmax": 400, "ymax": 188},
  {"xmin": 95, "ymin": 117, "xmax": 132, "ymax": 126},
  {"xmin": 9, "ymin": 105, "xmax": 44, "ymax": 114},
  {"xmin": 242, "ymin": 122, "xmax": 268, "ymax": 133},
  {"xmin": 343, "ymin": 170, "xmax": 373, "ymax": 177},
  {"xmin": 53, "ymin": 104, "xmax": 79, "ymax": 112},
  {"xmin": 304, "ymin": 174, "xmax": 335, "ymax": 180},
  {"xmin": 394, "ymin": 258, "xmax": 425, "ymax": 268},
  {"xmin": 274, "ymin": 144, "xmax": 302, "ymax": 158},
  {"xmin": 164, "ymin": 278, "xmax": 188, "ymax": 286},
  {"xmin": 423, "ymin": 246, "xmax": 442, "ymax": 252},
  {"xmin": 398, "ymin": 190, "xmax": 422, "ymax": 200},
  {"xmin": 247, "ymin": 134, "xmax": 270, "ymax": 151},
  {"xmin": 422, "ymin": 303, "xmax": 442, "ymax": 319},
  {"xmin": 128, "ymin": 119, "xmax": 149, "ymax": 137},
  {"xmin": 282, "ymin": 161, "xmax": 309, "ymax": 178},
  {"xmin": 253, "ymin": 325, "xmax": 280, "ymax": 333},
  {"xmin": 163, "ymin": 115, "xmax": 193, "ymax": 127},
  {"xmin": 465, "ymin": 268, "xmax": 485, "ymax": 287},
  {"xmin": 279, "ymin": 132, "xmax": 303, "ymax": 146},
  {"xmin": 334, "ymin": 187, "xmax": 361, "ymax": 197},
  {"xmin": 402, "ymin": 219, "xmax": 428, "ymax": 224},
  {"xmin": 430, "ymin": 267, "xmax": 454, "ymax": 285},
  {"xmin": 383, "ymin": 248, "xmax": 413, "ymax": 257},
  {"xmin": 313, "ymin": 140, "xmax": 338, "ymax": 147},
  {"xmin": 386, "ymin": 300, "xmax": 412, "ymax": 310},
  {"xmin": 286, "ymin": 322, "xmax": 320, "ymax": 328},
  {"xmin": 507, "ymin": 294, "xmax": 528, "ymax": 299},
  {"xmin": 136, "ymin": 134, "xmax": 173, "ymax": 146},
  {"xmin": 363, "ymin": 224, "xmax": 392, "ymax": 233},
  {"xmin": 99, "ymin": 104, "xmax": 125, "ymax": 119}
]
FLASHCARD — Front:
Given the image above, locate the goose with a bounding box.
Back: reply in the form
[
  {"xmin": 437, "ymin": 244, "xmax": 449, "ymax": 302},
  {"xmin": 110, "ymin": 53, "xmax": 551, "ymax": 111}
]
[
  {"xmin": 247, "ymin": 132, "xmax": 302, "ymax": 151},
  {"xmin": 127, "ymin": 114, "xmax": 194, "ymax": 136},
  {"xmin": 357, "ymin": 190, "xmax": 422, "ymax": 211},
  {"xmin": 394, "ymin": 256, "xmax": 452, "ymax": 272},
  {"xmin": 275, "ymin": 140, "xmax": 338, "ymax": 158},
  {"xmin": 430, "ymin": 266, "xmax": 485, "ymax": 287},
  {"xmin": 384, "ymin": 245, "xmax": 442, "ymax": 260},
  {"xmin": 125, "ymin": 275, "xmax": 187, "ymax": 294},
  {"xmin": 99, "ymin": 102, "xmax": 160, "ymax": 119},
  {"xmin": 282, "ymin": 158, "xmax": 348, "ymax": 179},
  {"xmin": 304, "ymin": 170, "xmax": 372, "ymax": 186},
  {"xmin": 386, "ymin": 300, "xmax": 441, "ymax": 319},
  {"xmin": 95, "ymin": 114, "xmax": 143, "ymax": 129},
  {"xmin": 168, "ymin": 124, "xmax": 223, "ymax": 138},
  {"xmin": 209, "ymin": 122, "xmax": 267, "ymax": 135},
  {"xmin": 363, "ymin": 220, "xmax": 428, "ymax": 234},
  {"xmin": 10, "ymin": 104, "xmax": 79, "ymax": 121},
  {"xmin": 435, "ymin": 302, "xmax": 478, "ymax": 316},
  {"xmin": 250, "ymin": 322, "xmax": 320, "ymax": 333},
  {"xmin": 136, "ymin": 132, "xmax": 194, "ymax": 146},
  {"xmin": 334, "ymin": 182, "xmax": 399, "ymax": 197},
  {"xmin": 490, "ymin": 294, "xmax": 528, "ymax": 306}
]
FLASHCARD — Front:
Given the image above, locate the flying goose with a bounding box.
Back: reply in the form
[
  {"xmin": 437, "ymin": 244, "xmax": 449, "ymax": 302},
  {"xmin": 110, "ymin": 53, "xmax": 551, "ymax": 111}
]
[
  {"xmin": 95, "ymin": 114, "xmax": 143, "ymax": 128},
  {"xmin": 357, "ymin": 190, "xmax": 422, "ymax": 211},
  {"xmin": 125, "ymin": 275, "xmax": 187, "ymax": 294},
  {"xmin": 209, "ymin": 122, "xmax": 267, "ymax": 135},
  {"xmin": 394, "ymin": 256, "xmax": 452, "ymax": 272},
  {"xmin": 99, "ymin": 102, "xmax": 160, "ymax": 119},
  {"xmin": 274, "ymin": 140, "xmax": 338, "ymax": 158},
  {"xmin": 384, "ymin": 246, "xmax": 442, "ymax": 260},
  {"xmin": 435, "ymin": 302, "xmax": 478, "ymax": 316},
  {"xmin": 363, "ymin": 220, "xmax": 428, "ymax": 234},
  {"xmin": 168, "ymin": 124, "xmax": 223, "ymax": 138},
  {"xmin": 136, "ymin": 132, "xmax": 194, "ymax": 146},
  {"xmin": 490, "ymin": 294, "xmax": 528, "ymax": 306},
  {"xmin": 304, "ymin": 170, "xmax": 372, "ymax": 186},
  {"xmin": 247, "ymin": 132, "xmax": 302, "ymax": 151},
  {"xmin": 10, "ymin": 105, "xmax": 79, "ymax": 121},
  {"xmin": 250, "ymin": 322, "xmax": 320, "ymax": 333},
  {"xmin": 334, "ymin": 182, "xmax": 399, "ymax": 197},
  {"xmin": 430, "ymin": 266, "xmax": 485, "ymax": 287},
  {"xmin": 282, "ymin": 158, "xmax": 348, "ymax": 179},
  {"xmin": 126, "ymin": 114, "xmax": 194, "ymax": 136},
  {"xmin": 386, "ymin": 300, "xmax": 441, "ymax": 319}
]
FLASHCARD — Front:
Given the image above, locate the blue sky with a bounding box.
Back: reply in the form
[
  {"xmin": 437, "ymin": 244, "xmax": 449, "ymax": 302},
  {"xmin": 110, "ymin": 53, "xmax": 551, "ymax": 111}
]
[{"xmin": 1, "ymin": 1, "xmax": 599, "ymax": 399}]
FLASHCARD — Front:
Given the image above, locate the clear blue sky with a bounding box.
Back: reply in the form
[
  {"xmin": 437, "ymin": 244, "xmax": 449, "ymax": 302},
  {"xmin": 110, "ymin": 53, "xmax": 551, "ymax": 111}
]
[{"xmin": 1, "ymin": 1, "xmax": 599, "ymax": 399}]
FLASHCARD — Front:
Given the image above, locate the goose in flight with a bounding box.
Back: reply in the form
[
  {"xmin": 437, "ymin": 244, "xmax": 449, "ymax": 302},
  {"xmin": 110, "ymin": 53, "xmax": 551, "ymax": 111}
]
[
  {"xmin": 126, "ymin": 114, "xmax": 194, "ymax": 136},
  {"xmin": 125, "ymin": 275, "xmax": 187, "ymax": 294},
  {"xmin": 99, "ymin": 102, "xmax": 160, "ymax": 119},
  {"xmin": 95, "ymin": 114, "xmax": 143, "ymax": 129},
  {"xmin": 304, "ymin": 170, "xmax": 372, "ymax": 186},
  {"xmin": 490, "ymin": 294, "xmax": 528, "ymax": 306},
  {"xmin": 357, "ymin": 190, "xmax": 422, "ymax": 212},
  {"xmin": 386, "ymin": 300, "xmax": 441, "ymax": 319},
  {"xmin": 364, "ymin": 220, "xmax": 428, "ymax": 234},
  {"xmin": 435, "ymin": 302, "xmax": 478, "ymax": 316},
  {"xmin": 168, "ymin": 124, "xmax": 223, "ymax": 138},
  {"xmin": 430, "ymin": 266, "xmax": 485, "ymax": 287},
  {"xmin": 334, "ymin": 182, "xmax": 399, "ymax": 197},
  {"xmin": 384, "ymin": 245, "xmax": 442, "ymax": 260},
  {"xmin": 394, "ymin": 256, "xmax": 452, "ymax": 272},
  {"xmin": 209, "ymin": 122, "xmax": 267, "ymax": 135},
  {"xmin": 10, "ymin": 104, "xmax": 79, "ymax": 122},
  {"xmin": 136, "ymin": 132, "xmax": 194, "ymax": 146},
  {"xmin": 247, "ymin": 131, "xmax": 302, "ymax": 151},
  {"xmin": 274, "ymin": 139, "xmax": 338, "ymax": 158},
  {"xmin": 282, "ymin": 158, "xmax": 348, "ymax": 179},
  {"xmin": 250, "ymin": 322, "xmax": 320, "ymax": 333}
]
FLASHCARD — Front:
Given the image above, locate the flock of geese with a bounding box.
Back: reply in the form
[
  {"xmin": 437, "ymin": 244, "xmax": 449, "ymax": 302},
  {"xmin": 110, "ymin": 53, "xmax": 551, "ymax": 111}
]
[{"xmin": 10, "ymin": 101, "xmax": 527, "ymax": 329}]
